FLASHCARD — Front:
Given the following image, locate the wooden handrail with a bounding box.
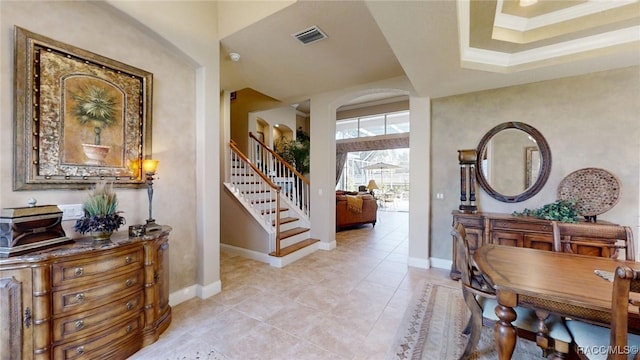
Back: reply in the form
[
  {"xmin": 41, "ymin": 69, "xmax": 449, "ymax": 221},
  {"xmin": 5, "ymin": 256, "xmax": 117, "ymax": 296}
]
[
  {"xmin": 229, "ymin": 140, "xmax": 283, "ymax": 256},
  {"xmin": 249, "ymin": 132, "xmax": 310, "ymax": 185},
  {"xmin": 230, "ymin": 141, "xmax": 281, "ymax": 191}
]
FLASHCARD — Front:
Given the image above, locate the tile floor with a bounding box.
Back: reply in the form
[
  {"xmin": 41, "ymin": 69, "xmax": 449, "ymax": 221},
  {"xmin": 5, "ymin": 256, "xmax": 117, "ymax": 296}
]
[{"xmin": 129, "ymin": 211, "xmax": 456, "ymax": 359}]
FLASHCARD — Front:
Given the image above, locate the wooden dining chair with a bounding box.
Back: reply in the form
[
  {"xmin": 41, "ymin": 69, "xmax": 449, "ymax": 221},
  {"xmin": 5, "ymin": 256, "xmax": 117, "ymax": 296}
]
[
  {"xmin": 552, "ymin": 222, "xmax": 636, "ymax": 261},
  {"xmin": 452, "ymin": 223, "xmax": 572, "ymax": 360},
  {"xmin": 565, "ymin": 266, "xmax": 640, "ymax": 360}
]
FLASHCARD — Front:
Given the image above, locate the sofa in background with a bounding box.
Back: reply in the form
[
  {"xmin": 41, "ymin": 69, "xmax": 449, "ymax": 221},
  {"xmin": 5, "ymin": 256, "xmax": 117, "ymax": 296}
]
[{"xmin": 336, "ymin": 191, "xmax": 377, "ymax": 230}]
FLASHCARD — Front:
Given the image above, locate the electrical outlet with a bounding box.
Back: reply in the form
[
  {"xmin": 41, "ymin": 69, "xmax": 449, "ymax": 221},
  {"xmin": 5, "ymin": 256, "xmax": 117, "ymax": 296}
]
[{"xmin": 58, "ymin": 204, "xmax": 84, "ymax": 221}]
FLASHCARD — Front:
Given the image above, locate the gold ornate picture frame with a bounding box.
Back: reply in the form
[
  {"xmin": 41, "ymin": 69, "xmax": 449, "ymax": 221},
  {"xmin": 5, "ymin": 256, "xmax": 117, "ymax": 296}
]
[{"xmin": 13, "ymin": 26, "xmax": 153, "ymax": 190}]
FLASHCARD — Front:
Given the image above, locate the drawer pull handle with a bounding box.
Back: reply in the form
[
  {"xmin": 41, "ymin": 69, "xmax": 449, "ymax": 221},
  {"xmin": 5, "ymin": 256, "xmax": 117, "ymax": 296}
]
[
  {"xmin": 125, "ymin": 256, "xmax": 132, "ymax": 264},
  {"xmin": 126, "ymin": 279, "xmax": 133, "ymax": 287},
  {"xmin": 74, "ymin": 267, "xmax": 84, "ymax": 276},
  {"xmin": 126, "ymin": 325, "xmax": 133, "ymax": 333},
  {"xmin": 76, "ymin": 293, "xmax": 85, "ymax": 302},
  {"xmin": 24, "ymin": 307, "xmax": 32, "ymax": 328},
  {"xmin": 76, "ymin": 346, "xmax": 85, "ymax": 355},
  {"xmin": 126, "ymin": 301, "xmax": 134, "ymax": 310},
  {"xmin": 75, "ymin": 320, "xmax": 84, "ymax": 329}
]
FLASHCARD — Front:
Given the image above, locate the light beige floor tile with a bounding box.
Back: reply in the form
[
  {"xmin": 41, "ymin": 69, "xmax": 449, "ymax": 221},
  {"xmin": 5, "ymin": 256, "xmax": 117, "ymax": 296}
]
[{"xmin": 130, "ymin": 211, "xmax": 456, "ymax": 360}]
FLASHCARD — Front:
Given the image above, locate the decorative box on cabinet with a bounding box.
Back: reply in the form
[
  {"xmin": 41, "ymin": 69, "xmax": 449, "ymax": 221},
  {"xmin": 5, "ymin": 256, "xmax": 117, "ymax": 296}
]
[{"xmin": 0, "ymin": 225, "xmax": 172, "ymax": 359}]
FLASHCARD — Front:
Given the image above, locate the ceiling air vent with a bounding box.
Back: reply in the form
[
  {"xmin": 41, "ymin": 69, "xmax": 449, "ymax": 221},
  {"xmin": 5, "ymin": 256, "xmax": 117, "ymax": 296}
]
[{"xmin": 293, "ymin": 26, "xmax": 328, "ymax": 45}]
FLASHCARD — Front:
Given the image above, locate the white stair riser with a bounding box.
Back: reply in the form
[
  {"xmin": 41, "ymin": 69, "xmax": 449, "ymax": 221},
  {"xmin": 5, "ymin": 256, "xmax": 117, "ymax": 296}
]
[
  {"xmin": 278, "ymin": 220, "xmax": 299, "ymax": 232},
  {"xmin": 269, "ymin": 242, "xmax": 319, "ymax": 268},
  {"xmin": 280, "ymin": 231, "xmax": 310, "ymax": 249}
]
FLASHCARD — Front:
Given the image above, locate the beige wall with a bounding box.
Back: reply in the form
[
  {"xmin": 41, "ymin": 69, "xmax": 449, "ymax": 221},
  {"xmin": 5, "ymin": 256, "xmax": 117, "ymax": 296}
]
[
  {"xmin": 230, "ymin": 88, "xmax": 282, "ymax": 155},
  {"xmin": 0, "ymin": 1, "xmax": 212, "ymax": 296},
  {"xmin": 431, "ymin": 66, "xmax": 640, "ymax": 261}
]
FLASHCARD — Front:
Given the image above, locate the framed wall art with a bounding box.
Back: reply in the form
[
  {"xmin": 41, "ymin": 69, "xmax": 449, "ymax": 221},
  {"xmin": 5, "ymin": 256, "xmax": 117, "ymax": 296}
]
[{"xmin": 13, "ymin": 26, "xmax": 153, "ymax": 190}]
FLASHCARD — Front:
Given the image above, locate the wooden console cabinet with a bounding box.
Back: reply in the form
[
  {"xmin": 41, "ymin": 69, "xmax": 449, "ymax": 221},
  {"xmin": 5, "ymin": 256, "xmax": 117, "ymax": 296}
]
[
  {"xmin": 0, "ymin": 226, "xmax": 171, "ymax": 359},
  {"xmin": 451, "ymin": 212, "xmax": 557, "ymax": 279}
]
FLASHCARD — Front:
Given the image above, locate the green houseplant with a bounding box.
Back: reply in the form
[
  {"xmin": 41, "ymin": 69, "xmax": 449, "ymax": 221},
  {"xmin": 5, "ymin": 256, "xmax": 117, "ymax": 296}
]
[
  {"xmin": 274, "ymin": 128, "xmax": 310, "ymax": 175},
  {"xmin": 73, "ymin": 181, "xmax": 125, "ymax": 240},
  {"xmin": 512, "ymin": 199, "xmax": 579, "ymax": 223}
]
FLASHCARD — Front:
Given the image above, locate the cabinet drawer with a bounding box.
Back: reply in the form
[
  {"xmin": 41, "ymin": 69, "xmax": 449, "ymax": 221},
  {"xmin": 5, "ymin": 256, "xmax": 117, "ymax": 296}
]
[
  {"xmin": 454, "ymin": 215, "xmax": 483, "ymax": 229},
  {"xmin": 524, "ymin": 234, "xmax": 554, "ymax": 251},
  {"xmin": 491, "ymin": 231, "xmax": 523, "ymax": 247},
  {"xmin": 491, "ymin": 219, "xmax": 551, "ymax": 233},
  {"xmin": 53, "ymin": 313, "xmax": 143, "ymax": 360},
  {"xmin": 52, "ymin": 291, "xmax": 143, "ymax": 342},
  {"xmin": 52, "ymin": 247, "xmax": 143, "ymax": 287},
  {"xmin": 53, "ymin": 269, "xmax": 143, "ymax": 315}
]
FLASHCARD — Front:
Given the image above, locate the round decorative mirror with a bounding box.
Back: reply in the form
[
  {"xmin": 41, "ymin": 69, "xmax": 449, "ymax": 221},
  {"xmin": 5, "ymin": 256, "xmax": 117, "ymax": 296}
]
[{"xmin": 476, "ymin": 122, "xmax": 551, "ymax": 202}]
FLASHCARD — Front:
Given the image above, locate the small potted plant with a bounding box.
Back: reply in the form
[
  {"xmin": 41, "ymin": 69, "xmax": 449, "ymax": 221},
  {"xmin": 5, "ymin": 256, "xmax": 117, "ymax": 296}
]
[{"xmin": 73, "ymin": 181, "xmax": 126, "ymax": 240}]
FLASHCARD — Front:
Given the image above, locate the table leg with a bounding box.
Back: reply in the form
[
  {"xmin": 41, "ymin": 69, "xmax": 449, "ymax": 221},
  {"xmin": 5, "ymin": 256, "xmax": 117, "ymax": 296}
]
[
  {"xmin": 535, "ymin": 310, "xmax": 550, "ymax": 356},
  {"xmin": 494, "ymin": 299, "xmax": 517, "ymax": 359}
]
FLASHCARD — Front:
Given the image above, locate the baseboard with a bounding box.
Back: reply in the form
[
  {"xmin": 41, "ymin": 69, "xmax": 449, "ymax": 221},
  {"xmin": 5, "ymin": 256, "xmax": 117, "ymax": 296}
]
[
  {"xmin": 168, "ymin": 279, "xmax": 221, "ymax": 306},
  {"xmin": 406, "ymin": 256, "xmax": 451, "ymax": 270},
  {"xmin": 197, "ymin": 280, "xmax": 221, "ymax": 299},
  {"xmin": 220, "ymin": 243, "xmax": 272, "ymax": 264},
  {"xmin": 318, "ymin": 239, "xmax": 336, "ymax": 250},
  {"xmin": 407, "ymin": 256, "xmax": 430, "ymax": 269},
  {"xmin": 430, "ymin": 257, "xmax": 452, "ymax": 271}
]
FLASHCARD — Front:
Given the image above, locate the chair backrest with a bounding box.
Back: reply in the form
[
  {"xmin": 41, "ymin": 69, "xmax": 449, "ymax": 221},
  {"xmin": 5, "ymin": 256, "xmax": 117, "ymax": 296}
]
[
  {"xmin": 609, "ymin": 266, "xmax": 640, "ymax": 360},
  {"xmin": 552, "ymin": 222, "xmax": 636, "ymax": 261},
  {"xmin": 452, "ymin": 223, "xmax": 473, "ymax": 289}
]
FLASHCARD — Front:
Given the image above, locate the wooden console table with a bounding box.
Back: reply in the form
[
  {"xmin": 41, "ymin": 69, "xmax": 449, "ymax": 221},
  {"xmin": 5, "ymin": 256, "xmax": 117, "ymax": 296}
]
[
  {"xmin": 450, "ymin": 211, "xmax": 559, "ymax": 279},
  {"xmin": 450, "ymin": 211, "xmax": 616, "ymax": 279},
  {"xmin": 0, "ymin": 226, "xmax": 171, "ymax": 359}
]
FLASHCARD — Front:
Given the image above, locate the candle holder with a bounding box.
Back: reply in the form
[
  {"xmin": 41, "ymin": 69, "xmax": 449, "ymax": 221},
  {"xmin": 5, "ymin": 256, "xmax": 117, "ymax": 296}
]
[{"xmin": 142, "ymin": 159, "xmax": 161, "ymax": 232}]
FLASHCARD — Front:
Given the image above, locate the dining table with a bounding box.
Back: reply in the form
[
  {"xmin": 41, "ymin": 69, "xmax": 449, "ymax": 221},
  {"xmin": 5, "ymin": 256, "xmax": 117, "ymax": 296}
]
[{"xmin": 473, "ymin": 244, "xmax": 640, "ymax": 360}]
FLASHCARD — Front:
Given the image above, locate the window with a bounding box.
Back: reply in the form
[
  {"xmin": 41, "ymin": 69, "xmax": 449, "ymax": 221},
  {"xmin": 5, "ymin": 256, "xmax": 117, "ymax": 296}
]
[
  {"xmin": 336, "ymin": 110, "xmax": 409, "ymax": 140},
  {"xmin": 336, "ymin": 119, "xmax": 358, "ymax": 140}
]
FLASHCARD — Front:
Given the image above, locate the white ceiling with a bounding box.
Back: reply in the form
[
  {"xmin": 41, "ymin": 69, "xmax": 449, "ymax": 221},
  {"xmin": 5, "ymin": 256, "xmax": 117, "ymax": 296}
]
[{"xmin": 219, "ymin": 0, "xmax": 640, "ymax": 112}]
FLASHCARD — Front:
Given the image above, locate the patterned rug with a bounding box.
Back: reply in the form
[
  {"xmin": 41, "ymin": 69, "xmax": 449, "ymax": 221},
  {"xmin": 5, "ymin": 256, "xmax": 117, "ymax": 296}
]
[{"xmin": 386, "ymin": 282, "xmax": 547, "ymax": 360}]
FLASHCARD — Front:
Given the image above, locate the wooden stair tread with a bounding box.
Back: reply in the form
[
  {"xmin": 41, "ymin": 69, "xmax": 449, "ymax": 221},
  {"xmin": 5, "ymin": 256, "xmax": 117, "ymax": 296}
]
[
  {"xmin": 279, "ymin": 227, "xmax": 309, "ymax": 239},
  {"xmin": 270, "ymin": 238, "xmax": 319, "ymax": 257},
  {"xmin": 274, "ymin": 217, "xmax": 298, "ymax": 225}
]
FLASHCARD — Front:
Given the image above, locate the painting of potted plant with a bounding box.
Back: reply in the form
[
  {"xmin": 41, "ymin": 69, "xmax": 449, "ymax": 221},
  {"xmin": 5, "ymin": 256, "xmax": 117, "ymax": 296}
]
[
  {"xmin": 73, "ymin": 181, "xmax": 126, "ymax": 240},
  {"xmin": 71, "ymin": 85, "xmax": 118, "ymax": 165}
]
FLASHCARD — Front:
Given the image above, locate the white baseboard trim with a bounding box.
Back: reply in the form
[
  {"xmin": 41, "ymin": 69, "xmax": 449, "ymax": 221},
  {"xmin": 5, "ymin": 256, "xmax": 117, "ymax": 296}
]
[
  {"xmin": 220, "ymin": 243, "xmax": 271, "ymax": 264},
  {"xmin": 408, "ymin": 256, "xmax": 430, "ymax": 269},
  {"xmin": 197, "ymin": 280, "xmax": 221, "ymax": 299},
  {"xmin": 318, "ymin": 239, "xmax": 336, "ymax": 250},
  {"xmin": 406, "ymin": 257, "xmax": 451, "ymax": 271},
  {"xmin": 430, "ymin": 257, "xmax": 452, "ymax": 271},
  {"xmin": 169, "ymin": 279, "xmax": 221, "ymax": 306},
  {"xmin": 169, "ymin": 285, "xmax": 196, "ymax": 307}
]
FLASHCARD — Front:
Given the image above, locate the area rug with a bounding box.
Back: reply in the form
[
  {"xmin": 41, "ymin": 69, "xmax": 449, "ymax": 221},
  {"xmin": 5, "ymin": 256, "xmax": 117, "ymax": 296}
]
[{"xmin": 386, "ymin": 282, "xmax": 547, "ymax": 360}]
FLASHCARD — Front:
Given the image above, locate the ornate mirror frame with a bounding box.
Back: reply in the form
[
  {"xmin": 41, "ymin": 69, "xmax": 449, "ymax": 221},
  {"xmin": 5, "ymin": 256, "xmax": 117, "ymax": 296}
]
[{"xmin": 475, "ymin": 122, "xmax": 552, "ymax": 203}]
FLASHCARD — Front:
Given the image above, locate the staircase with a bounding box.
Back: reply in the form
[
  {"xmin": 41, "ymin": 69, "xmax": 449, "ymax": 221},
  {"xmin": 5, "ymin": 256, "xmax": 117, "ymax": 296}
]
[{"xmin": 226, "ymin": 138, "xmax": 318, "ymax": 267}]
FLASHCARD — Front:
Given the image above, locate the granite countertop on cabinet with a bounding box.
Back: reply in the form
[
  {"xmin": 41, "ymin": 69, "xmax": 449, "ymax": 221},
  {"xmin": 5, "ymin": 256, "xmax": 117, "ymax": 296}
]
[{"xmin": 0, "ymin": 225, "xmax": 172, "ymax": 265}]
